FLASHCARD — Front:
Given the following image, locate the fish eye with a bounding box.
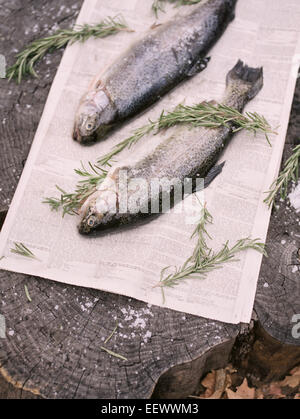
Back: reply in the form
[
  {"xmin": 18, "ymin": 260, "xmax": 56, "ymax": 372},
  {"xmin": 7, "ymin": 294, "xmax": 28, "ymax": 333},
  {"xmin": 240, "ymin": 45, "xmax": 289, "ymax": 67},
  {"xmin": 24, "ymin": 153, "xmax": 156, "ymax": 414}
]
[
  {"xmin": 86, "ymin": 122, "xmax": 94, "ymax": 131},
  {"xmin": 87, "ymin": 216, "xmax": 97, "ymax": 227}
]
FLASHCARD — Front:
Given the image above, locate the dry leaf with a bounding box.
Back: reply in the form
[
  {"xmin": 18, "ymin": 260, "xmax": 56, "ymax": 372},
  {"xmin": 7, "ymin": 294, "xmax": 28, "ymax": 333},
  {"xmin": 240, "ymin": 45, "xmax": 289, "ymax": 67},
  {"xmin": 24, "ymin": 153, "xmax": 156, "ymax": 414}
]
[
  {"xmin": 225, "ymin": 372, "xmax": 232, "ymax": 389},
  {"xmin": 255, "ymin": 388, "xmax": 264, "ymax": 399},
  {"xmin": 280, "ymin": 374, "xmax": 300, "ymax": 389},
  {"xmin": 225, "ymin": 364, "xmax": 237, "ymax": 374},
  {"xmin": 226, "ymin": 378, "xmax": 255, "ymax": 399},
  {"xmin": 201, "ymin": 371, "xmax": 216, "ymax": 397},
  {"xmin": 290, "ymin": 366, "xmax": 300, "ymax": 376},
  {"xmin": 267, "ymin": 383, "xmax": 285, "ymax": 398},
  {"xmin": 207, "ymin": 389, "xmax": 224, "ymax": 399}
]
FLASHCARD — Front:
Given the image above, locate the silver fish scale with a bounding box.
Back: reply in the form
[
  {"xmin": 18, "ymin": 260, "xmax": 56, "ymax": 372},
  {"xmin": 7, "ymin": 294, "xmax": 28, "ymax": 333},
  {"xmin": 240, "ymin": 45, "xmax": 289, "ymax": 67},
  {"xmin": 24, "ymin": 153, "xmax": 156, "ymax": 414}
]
[
  {"xmin": 79, "ymin": 59, "xmax": 262, "ymax": 234},
  {"xmin": 125, "ymin": 125, "xmax": 229, "ymax": 187},
  {"xmin": 103, "ymin": 0, "xmax": 237, "ymax": 119}
]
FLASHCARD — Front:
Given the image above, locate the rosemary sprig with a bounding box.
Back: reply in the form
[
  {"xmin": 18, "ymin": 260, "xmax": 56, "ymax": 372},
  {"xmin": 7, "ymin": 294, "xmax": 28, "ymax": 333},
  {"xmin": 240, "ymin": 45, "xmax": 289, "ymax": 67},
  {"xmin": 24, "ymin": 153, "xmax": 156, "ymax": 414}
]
[
  {"xmin": 7, "ymin": 16, "xmax": 131, "ymax": 83},
  {"xmin": 104, "ymin": 322, "xmax": 119, "ymax": 345},
  {"xmin": 174, "ymin": 0, "xmax": 204, "ymax": 6},
  {"xmin": 97, "ymin": 102, "xmax": 274, "ymax": 167},
  {"xmin": 100, "ymin": 322, "xmax": 128, "ymax": 361},
  {"xmin": 191, "ymin": 203, "xmax": 213, "ymax": 261},
  {"xmin": 100, "ymin": 346, "xmax": 128, "ymax": 361},
  {"xmin": 24, "ymin": 285, "xmax": 32, "ymax": 303},
  {"xmin": 43, "ymin": 162, "xmax": 107, "ymax": 216},
  {"xmin": 152, "ymin": 0, "xmax": 167, "ymax": 17},
  {"xmin": 155, "ymin": 204, "xmax": 267, "ymax": 302},
  {"xmin": 97, "ymin": 122, "xmax": 156, "ymax": 167},
  {"xmin": 152, "ymin": 0, "xmax": 203, "ymax": 17},
  {"xmin": 264, "ymin": 144, "xmax": 300, "ymax": 207},
  {"xmin": 44, "ymin": 102, "xmax": 274, "ymax": 216},
  {"xmin": 10, "ymin": 242, "xmax": 37, "ymax": 259}
]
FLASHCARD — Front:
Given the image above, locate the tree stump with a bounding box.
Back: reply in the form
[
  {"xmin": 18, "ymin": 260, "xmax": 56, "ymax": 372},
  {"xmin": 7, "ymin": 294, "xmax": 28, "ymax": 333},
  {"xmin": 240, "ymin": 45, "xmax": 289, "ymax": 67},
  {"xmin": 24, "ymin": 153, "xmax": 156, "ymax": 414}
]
[{"xmin": 0, "ymin": 0, "xmax": 299, "ymax": 399}]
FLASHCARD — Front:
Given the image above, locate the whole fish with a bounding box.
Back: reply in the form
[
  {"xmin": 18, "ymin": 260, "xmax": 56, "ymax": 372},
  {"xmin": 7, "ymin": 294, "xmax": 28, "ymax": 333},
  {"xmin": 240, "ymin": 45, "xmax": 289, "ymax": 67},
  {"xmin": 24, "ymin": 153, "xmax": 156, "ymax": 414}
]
[
  {"xmin": 78, "ymin": 60, "xmax": 264, "ymax": 234},
  {"xmin": 73, "ymin": 0, "xmax": 237, "ymax": 143}
]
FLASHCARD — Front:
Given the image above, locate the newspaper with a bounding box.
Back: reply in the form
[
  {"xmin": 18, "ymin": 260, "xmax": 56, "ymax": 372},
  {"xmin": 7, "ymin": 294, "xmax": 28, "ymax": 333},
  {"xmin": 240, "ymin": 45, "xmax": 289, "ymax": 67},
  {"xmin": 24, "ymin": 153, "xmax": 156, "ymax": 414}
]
[{"xmin": 0, "ymin": 0, "xmax": 300, "ymax": 324}]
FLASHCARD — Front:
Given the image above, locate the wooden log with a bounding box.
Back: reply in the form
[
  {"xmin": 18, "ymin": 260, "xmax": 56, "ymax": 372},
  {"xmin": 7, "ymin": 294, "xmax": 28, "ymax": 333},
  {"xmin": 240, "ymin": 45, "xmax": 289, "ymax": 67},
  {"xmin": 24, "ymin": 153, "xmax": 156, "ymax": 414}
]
[
  {"xmin": 0, "ymin": 0, "xmax": 299, "ymax": 399},
  {"xmin": 231, "ymin": 88, "xmax": 300, "ymax": 385}
]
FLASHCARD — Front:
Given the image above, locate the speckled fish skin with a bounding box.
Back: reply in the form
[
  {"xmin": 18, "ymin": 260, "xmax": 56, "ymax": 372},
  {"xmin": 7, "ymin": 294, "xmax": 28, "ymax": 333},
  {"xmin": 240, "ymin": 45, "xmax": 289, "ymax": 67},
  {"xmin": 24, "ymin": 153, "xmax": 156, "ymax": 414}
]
[
  {"xmin": 78, "ymin": 60, "xmax": 263, "ymax": 234},
  {"xmin": 73, "ymin": 0, "xmax": 238, "ymax": 143}
]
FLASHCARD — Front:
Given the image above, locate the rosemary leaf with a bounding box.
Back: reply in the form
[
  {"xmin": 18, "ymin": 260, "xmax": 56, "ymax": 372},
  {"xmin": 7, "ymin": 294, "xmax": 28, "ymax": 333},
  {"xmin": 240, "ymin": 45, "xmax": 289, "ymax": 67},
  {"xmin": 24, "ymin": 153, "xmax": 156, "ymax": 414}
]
[
  {"xmin": 100, "ymin": 346, "xmax": 128, "ymax": 361},
  {"xmin": 24, "ymin": 285, "xmax": 32, "ymax": 302},
  {"xmin": 174, "ymin": 0, "xmax": 204, "ymax": 6},
  {"xmin": 104, "ymin": 322, "xmax": 119, "ymax": 345},
  {"xmin": 11, "ymin": 242, "xmax": 37, "ymax": 259},
  {"xmin": 97, "ymin": 102, "xmax": 275, "ymax": 168},
  {"xmin": 100, "ymin": 322, "xmax": 127, "ymax": 361},
  {"xmin": 43, "ymin": 162, "xmax": 107, "ymax": 216},
  {"xmin": 155, "ymin": 203, "xmax": 267, "ymax": 299},
  {"xmin": 264, "ymin": 144, "xmax": 300, "ymax": 207},
  {"xmin": 7, "ymin": 16, "xmax": 132, "ymax": 83},
  {"xmin": 152, "ymin": 0, "xmax": 203, "ymax": 16},
  {"xmin": 44, "ymin": 103, "xmax": 274, "ymax": 216},
  {"xmin": 152, "ymin": 0, "xmax": 167, "ymax": 17}
]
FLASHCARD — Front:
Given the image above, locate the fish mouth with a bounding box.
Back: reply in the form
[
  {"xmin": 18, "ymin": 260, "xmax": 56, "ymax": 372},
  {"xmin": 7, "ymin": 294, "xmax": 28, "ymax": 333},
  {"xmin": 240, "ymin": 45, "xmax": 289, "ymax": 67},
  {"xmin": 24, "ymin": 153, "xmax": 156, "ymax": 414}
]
[
  {"xmin": 77, "ymin": 209, "xmax": 102, "ymax": 235},
  {"xmin": 77, "ymin": 220, "xmax": 94, "ymax": 235},
  {"xmin": 73, "ymin": 128, "xmax": 98, "ymax": 144},
  {"xmin": 73, "ymin": 124, "xmax": 113, "ymax": 144}
]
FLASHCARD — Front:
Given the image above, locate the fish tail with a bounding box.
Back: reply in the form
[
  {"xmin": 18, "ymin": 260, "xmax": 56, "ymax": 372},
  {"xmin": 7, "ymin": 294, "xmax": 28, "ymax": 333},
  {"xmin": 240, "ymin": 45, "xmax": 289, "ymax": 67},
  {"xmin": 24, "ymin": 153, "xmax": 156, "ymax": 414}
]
[{"xmin": 226, "ymin": 60, "xmax": 264, "ymax": 101}]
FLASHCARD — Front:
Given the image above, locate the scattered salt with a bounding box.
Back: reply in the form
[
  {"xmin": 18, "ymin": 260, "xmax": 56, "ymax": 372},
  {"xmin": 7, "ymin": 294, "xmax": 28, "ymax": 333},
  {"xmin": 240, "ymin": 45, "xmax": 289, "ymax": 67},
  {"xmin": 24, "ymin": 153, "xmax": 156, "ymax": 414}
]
[
  {"xmin": 143, "ymin": 330, "xmax": 152, "ymax": 343},
  {"xmin": 289, "ymin": 182, "xmax": 300, "ymax": 212}
]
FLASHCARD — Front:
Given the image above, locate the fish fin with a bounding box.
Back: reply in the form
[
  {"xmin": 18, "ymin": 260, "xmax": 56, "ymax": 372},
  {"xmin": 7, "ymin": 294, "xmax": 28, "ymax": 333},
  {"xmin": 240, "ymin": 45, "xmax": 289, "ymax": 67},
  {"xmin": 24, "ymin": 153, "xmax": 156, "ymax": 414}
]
[
  {"xmin": 226, "ymin": 60, "xmax": 263, "ymax": 100},
  {"xmin": 228, "ymin": 0, "xmax": 238, "ymax": 22},
  {"xmin": 186, "ymin": 56, "xmax": 210, "ymax": 77},
  {"xmin": 203, "ymin": 162, "xmax": 225, "ymax": 189},
  {"xmin": 207, "ymin": 99, "xmax": 218, "ymax": 106}
]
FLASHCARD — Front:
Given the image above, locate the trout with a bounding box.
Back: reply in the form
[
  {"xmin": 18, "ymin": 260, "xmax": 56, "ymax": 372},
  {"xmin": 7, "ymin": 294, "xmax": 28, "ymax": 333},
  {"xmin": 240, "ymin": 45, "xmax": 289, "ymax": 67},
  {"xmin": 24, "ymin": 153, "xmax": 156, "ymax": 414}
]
[
  {"xmin": 73, "ymin": 0, "xmax": 237, "ymax": 143},
  {"xmin": 78, "ymin": 60, "xmax": 264, "ymax": 234}
]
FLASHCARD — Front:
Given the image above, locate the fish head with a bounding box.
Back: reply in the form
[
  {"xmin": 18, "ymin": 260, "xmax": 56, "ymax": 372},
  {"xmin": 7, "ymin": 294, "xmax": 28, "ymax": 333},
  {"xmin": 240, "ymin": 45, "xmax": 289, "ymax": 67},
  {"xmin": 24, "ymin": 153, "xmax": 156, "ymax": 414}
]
[
  {"xmin": 73, "ymin": 87, "xmax": 116, "ymax": 143},
  {"xmin": 78, "ymin": 179, "xmax": 119, "ymax": 234}
]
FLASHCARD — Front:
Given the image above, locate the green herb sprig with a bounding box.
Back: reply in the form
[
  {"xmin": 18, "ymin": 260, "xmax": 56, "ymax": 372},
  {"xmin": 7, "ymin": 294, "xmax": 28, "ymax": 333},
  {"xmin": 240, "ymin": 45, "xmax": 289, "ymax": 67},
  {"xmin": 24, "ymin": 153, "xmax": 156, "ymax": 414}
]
[
  {"xmin": 43, "ymin": 162, "xmax": 107, "ymax": 216},
  {"xmin": 264, "ymin": 144, "xmax": 300, "ymax": 207},
  {"xmin": 7, "ymin": 16, "xmax": 132, "ymax": 83},
  {"xmin": 152, "ymin": 0, "xmax": 203, "ymax": 17},
  {"xmin": 152, "ymin": 0, "xmax": 167, "ymax": 17},
  {"xmin": 44, "ymin": 102, "xmax": 274, "ymax": 216},
  {"xmin": 10, "ymin": 242, "xmax": 37, "ymax": 259},
  {"xmin": 155, "ymin": 204, "xmax": 267, "ymax": 302},
  {"xmin": 98, "ymin": 102, "xmax": 274, "ymax": 167},
  {"xmin": 100, "ymin": 322, "xmax": 128, "ymax": 361},
  {"xmin": 24, "ymin": 285, "xmax": 32, "ymax": 302}
]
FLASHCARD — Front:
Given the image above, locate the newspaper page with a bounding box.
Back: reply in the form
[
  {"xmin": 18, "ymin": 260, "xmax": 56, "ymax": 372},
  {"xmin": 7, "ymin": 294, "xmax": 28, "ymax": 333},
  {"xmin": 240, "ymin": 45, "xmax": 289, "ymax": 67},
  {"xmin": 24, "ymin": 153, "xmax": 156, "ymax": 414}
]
[{"xmin": 0, "ymin": 0, "xmax": 299, "ymax": 324}]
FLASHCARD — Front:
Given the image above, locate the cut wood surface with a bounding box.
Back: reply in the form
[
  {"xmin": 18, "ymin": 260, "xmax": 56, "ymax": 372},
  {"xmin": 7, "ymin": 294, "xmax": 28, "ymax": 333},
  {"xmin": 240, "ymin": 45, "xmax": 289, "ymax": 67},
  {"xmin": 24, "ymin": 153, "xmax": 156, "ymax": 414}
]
[{"xmin": 0, "ymin": 0, "xmax": 299, "ymax": 399}]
